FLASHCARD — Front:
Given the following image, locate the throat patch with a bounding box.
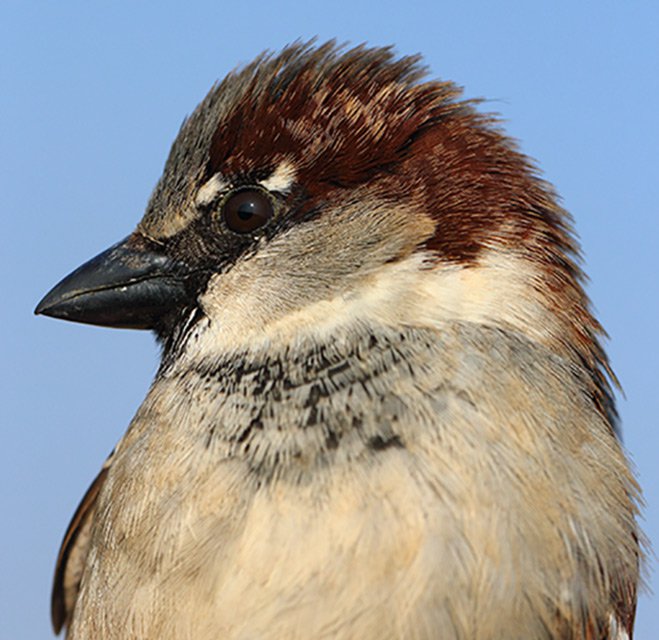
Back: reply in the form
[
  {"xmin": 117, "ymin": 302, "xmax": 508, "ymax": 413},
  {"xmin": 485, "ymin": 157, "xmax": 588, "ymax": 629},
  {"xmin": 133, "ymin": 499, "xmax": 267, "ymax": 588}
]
[{"xmin": 176, "ymin": 326, "xmax": 444, "ymax": 482}]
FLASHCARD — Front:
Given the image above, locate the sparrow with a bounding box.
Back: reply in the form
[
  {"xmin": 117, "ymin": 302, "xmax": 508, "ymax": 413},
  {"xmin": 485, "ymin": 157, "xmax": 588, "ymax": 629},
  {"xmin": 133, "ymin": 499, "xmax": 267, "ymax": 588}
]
[{"xmin": 36, "ymin": 41, "xmax": 641, "ymax": 639}]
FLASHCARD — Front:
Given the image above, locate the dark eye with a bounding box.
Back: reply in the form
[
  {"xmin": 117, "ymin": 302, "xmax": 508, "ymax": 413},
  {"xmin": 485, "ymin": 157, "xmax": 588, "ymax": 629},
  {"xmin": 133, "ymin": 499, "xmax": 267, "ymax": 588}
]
[{"xmin": 221, "ymin": 188, "xmax": 274, "ymax": 234}]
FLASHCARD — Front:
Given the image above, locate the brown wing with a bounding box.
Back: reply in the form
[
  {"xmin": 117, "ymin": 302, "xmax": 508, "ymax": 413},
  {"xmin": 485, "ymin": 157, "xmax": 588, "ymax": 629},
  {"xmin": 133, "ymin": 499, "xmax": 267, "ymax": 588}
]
[
  {"xmin": 609, "ymin": 570, "xmax": 639, "ymax": 639},
  {"xmin": 51, "ymin": 452, "xmax": 113, "ymax": 634}
]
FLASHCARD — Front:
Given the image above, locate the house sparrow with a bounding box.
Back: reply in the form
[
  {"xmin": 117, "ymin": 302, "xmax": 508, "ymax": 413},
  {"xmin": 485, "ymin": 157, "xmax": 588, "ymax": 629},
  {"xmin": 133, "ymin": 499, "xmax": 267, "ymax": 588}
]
[{"xmin": 36, "ymin": 42, "xmax": 641, "ymax": 639}]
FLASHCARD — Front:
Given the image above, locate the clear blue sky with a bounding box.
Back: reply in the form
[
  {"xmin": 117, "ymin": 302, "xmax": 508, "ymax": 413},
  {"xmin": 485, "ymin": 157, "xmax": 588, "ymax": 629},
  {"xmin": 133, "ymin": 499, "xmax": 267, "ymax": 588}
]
[{"xmin": 1, "ymin": 1, "xmax": 657, "ymax": 637}]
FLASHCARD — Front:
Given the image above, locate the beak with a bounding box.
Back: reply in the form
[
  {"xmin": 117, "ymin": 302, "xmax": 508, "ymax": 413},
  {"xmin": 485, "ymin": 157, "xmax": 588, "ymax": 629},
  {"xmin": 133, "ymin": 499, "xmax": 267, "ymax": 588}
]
[{"xmin": 35, "ymin": 235, "xmax": 192, "ymax": 329}]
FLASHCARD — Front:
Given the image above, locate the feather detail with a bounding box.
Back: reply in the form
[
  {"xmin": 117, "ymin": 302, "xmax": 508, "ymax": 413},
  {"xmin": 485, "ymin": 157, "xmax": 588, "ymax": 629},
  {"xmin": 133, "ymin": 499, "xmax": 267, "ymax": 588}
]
[{"xmin": 51, "ymin": 453, "xmax": 113, "ymax": 634}]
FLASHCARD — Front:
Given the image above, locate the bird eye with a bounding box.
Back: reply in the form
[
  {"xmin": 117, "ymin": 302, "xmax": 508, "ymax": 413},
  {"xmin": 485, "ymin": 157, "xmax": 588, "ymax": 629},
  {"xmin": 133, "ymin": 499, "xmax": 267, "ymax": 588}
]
[{"xmin": 221, "ymin": 188, "xmax": 274, "ymax": 234}]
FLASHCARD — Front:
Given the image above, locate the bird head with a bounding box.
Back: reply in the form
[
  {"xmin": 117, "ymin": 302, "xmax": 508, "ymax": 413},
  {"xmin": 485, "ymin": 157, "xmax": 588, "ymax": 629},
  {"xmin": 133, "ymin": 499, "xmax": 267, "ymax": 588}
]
[{"xmin": 35, "ymin": 41, "xmax": 611, "ymax": 405}]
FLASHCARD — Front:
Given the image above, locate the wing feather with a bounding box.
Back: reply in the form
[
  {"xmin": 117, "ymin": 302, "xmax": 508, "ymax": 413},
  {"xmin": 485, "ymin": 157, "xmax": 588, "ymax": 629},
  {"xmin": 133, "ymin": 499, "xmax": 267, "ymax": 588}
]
[{"xmin": 51, "ymin": 453, "xmax": 113, "ymax": 634}]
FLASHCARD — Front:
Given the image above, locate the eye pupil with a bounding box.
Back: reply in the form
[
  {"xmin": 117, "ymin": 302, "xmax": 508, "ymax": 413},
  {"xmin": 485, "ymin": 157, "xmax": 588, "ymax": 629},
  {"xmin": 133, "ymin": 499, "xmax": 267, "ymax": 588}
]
[
  {"xmin": 222, "ymin": 189, "xmax": 274, "ymax": 233},
  {"xmin": 237, "ymin": 204, "xmax": 254, "ymax": 221}
]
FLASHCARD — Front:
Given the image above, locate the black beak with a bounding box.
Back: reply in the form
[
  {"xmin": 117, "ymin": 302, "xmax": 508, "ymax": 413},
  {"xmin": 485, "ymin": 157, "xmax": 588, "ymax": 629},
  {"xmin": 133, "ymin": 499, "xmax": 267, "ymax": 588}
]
[{"xmin": 35, "ymin": 235, "xmax": 192, "ymax": 329}]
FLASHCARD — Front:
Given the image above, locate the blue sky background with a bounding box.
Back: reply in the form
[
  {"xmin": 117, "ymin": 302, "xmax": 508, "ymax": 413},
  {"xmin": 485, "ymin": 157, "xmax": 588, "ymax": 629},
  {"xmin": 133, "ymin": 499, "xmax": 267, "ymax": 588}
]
[{"xmin": 1, "ymin": 2, "xmax": 657, "ymax": 637}]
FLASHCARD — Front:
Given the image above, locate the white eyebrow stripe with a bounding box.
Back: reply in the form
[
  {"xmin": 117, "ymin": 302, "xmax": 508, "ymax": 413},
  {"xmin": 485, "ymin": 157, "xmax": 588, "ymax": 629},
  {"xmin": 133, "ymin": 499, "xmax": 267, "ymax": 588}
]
[
  {"xmin": 259, "ymin": 160, "xmax": 297, "ymax": 193},
  {"xmin": 195, "ymin": 173, "xmax": 228, "ymax": 207}
]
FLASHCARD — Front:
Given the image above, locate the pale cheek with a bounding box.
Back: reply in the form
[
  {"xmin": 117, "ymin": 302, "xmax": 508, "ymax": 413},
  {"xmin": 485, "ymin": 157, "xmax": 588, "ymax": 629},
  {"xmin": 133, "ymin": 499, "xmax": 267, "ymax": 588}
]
[{"xmin": 189, "ymin": 250, "xmax": 553, "ymax": 363}]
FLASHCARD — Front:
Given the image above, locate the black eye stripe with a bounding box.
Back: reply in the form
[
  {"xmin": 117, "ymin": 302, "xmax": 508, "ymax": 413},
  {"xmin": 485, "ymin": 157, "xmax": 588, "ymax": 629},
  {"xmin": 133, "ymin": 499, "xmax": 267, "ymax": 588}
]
[{"xmin": 221, "ymin": 188, "xmax": 274, "ymax": 234}]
